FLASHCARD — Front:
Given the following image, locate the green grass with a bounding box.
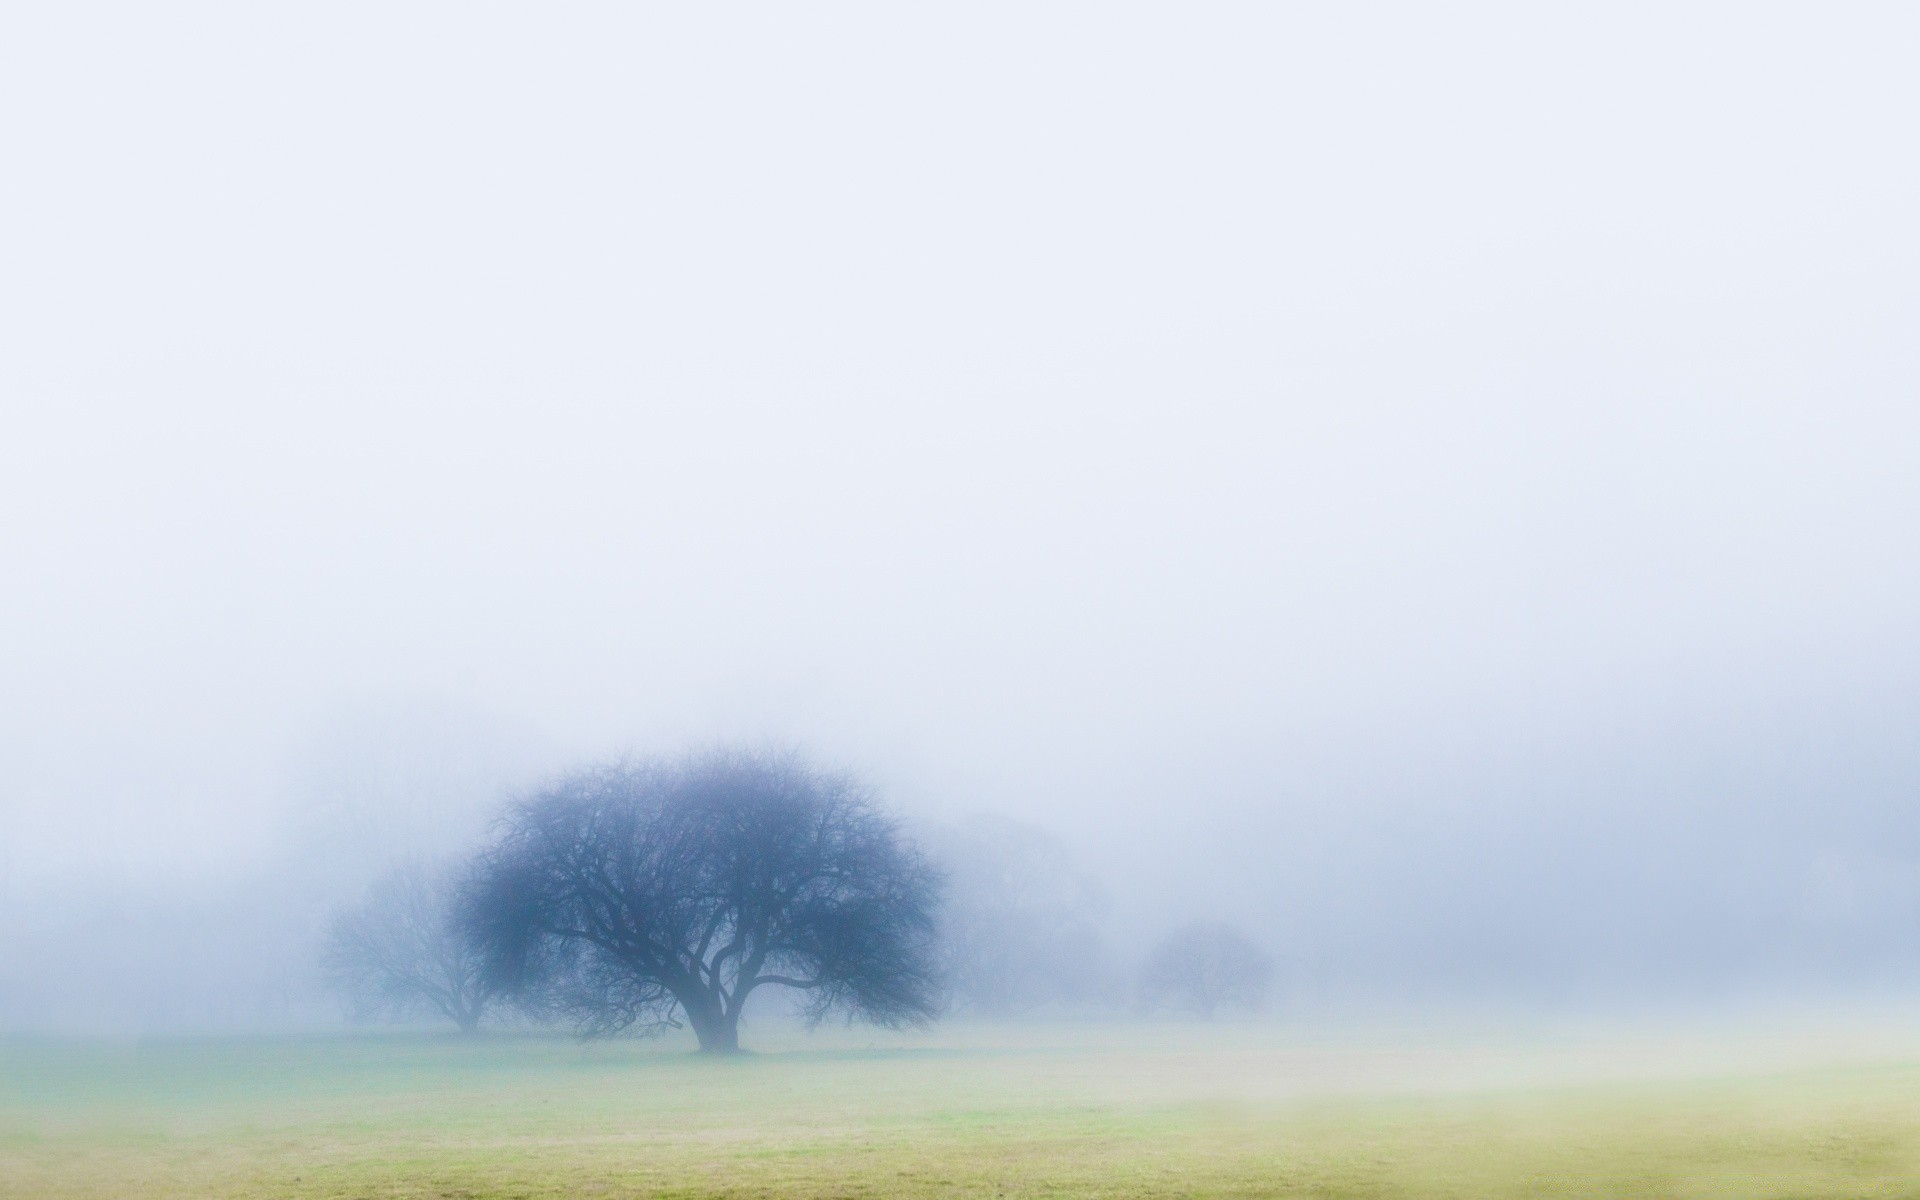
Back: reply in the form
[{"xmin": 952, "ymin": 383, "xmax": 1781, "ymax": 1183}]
[{"xmin": 4, "ymin": 1020, "xmax": 1920, "ymax": 1197}]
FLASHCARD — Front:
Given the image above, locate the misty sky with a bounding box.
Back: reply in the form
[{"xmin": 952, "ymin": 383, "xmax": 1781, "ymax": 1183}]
[{"xmin": 4, "ymin": 5, "xmax": 1919, "ymax": 1017}]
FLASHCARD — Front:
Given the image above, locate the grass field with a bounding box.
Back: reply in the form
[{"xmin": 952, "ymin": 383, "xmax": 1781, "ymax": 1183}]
[{"xmin": 4, "ymin": 1018, "xmax": 1920, "ymax": 1198}]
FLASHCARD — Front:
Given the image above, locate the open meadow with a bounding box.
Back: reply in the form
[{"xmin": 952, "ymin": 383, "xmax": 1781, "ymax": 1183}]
[{"xmin": 5, "ymin": 1019, "xmax": 1920, "ymax": 1199}]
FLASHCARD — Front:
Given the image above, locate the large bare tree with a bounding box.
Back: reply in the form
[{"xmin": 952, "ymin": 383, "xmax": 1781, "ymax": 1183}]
[
  {"xmin": 322, "ymin": 859, "xmax": 498, "ymax": 1033},
  {"xmin": 461, "ymin": 748, "xmax": 942, "ymax": 1053}
]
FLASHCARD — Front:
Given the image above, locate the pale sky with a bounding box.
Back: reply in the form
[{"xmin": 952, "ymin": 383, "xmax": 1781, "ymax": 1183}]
[{"xmin": 3, "ymin": 4, "xmax": 1918, "ymax": 1014}]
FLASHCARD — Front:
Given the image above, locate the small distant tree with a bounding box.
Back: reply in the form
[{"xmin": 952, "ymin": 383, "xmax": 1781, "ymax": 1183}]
[
  {"xmin": 932, "ymin": 815, "xmax": 1115, "ymax": 1015},
  {"xmin": 322, "ymin": 859, "xmax": 497, "ymax": 1033},
  {"xmin": 461, "ymin": 748, "xmax": 943, "ymax": 1053},
  {"xmin": 1137, "ymin": 921, "xmax": 1272, "ymax": 1019}
]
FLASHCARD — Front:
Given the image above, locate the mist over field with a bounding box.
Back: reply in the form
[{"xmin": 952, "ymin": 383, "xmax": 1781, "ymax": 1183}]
[{"xmin": 3, "ymin": 2, "xmax": 1919, "ymax": 1037}]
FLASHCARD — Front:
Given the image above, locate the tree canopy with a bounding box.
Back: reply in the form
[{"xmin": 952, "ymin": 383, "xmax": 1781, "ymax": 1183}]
[
  {"xmin": 321, "ymin": 859, "xmax": 498, "ymax": 1033},
  {"xmin": 1137, "ymin": 921, "xmax": 1272, "ymax": 1019},
  {"xmin": 932, "ymin": 815, "xmax": 1113, "ymax": 1015},
  {"xmin": 461, "ymin": 748, "xmax": 942, "ymax": 1052}
]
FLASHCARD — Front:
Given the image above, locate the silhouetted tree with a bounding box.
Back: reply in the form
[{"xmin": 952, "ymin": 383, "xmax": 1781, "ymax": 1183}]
[
  {"xmin": 932, "ymin": 815, "xmax": 1115, "ymax": 1014},
  {"xmin": 461, "ymin": 748, "xmax": 943, "ymax": 1053},
  {"xmin": 1137, "ymin": 921, "xmax": 1272, "ymax": 1019},
  {"xmin": 322, "ymin": 859, "xmax": 497, "ymax": 1032}
]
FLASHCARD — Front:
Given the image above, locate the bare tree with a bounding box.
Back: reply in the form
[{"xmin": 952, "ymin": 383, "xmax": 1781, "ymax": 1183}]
[
  {"xmin": 321, "ymin": 859, "xmax": 497, "ymax": 1032},
  {"xmin": 461, "ymin": 748, "xmax": 943, "ymax": 1053},
  {"xmin": 1137, "ymin": 921, "xmax": 1272, "ymax": 1019},
  {"xmin": 931, "ymin": 815, "xmax": 1115, "ymax": 1015}
]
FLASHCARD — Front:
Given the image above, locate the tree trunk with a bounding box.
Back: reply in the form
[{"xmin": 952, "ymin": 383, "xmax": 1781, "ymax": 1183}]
[
  {"xmin": 681, "ymin": 992, "xmax": 743, "ymax": 1054},
  {"xmin": 696, "ymin": 1021, "xmax": 740, "ymax": 1054}
]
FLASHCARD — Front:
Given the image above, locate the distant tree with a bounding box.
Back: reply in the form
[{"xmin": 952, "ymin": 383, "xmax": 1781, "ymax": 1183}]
[
  {"xmin": 932, "ymin": 815, "xmax": 1115, "ymax": 1015},
  {"xmin": 461, "ymin": 748, "xmax": 943, "ymax": 1053},
  {"xmin": 322, "ymin": 859, "xmax": 498, "ymax": 1033},
  {"xmin": 1137, "ymin": 921, "xmax": 1272, "ymax": 1019}
]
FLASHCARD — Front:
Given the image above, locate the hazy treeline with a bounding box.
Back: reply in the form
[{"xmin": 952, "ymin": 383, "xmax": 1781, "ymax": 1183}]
[
  {"xmin": 6, "ymin": 681, "xmax": 1920, "ymax": 1034},
  {"xmin": 0, "ymin": 722, "xmax": 1272, "ymax": 1035},
  {"xmin": 319, "ymin": 748, "xmax": 1270, "ymax": 1044}
]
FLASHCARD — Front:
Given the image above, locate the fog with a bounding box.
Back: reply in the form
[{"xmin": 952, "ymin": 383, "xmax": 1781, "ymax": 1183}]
[{"xmin": 3, "ymin": 3, "xmax": 1918, "ymax": 1031}]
